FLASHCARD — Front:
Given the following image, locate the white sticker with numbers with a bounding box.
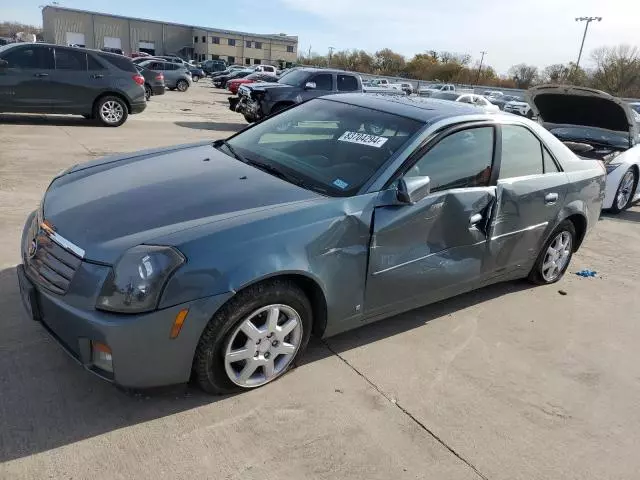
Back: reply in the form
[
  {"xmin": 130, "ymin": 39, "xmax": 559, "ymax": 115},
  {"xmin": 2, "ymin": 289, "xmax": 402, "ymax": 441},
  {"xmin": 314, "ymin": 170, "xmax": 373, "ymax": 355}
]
[{"xmin": 337, "ymin": 131, "xmax": 388, "ymax": 148}]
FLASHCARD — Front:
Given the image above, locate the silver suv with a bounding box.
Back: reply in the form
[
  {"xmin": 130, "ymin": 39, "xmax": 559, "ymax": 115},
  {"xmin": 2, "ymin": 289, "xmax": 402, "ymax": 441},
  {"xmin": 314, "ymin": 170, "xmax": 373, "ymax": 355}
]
[{"xmin": 138, "ymin": 60, "xmax": 192, "ymax": 92}]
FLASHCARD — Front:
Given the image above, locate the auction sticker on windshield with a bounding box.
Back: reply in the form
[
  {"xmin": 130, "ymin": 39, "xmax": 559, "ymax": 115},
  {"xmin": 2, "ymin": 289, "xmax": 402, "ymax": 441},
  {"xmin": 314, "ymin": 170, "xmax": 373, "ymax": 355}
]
[{"xmin": 338, "ymin": 131, "xmax": 388, "ymax": 148}]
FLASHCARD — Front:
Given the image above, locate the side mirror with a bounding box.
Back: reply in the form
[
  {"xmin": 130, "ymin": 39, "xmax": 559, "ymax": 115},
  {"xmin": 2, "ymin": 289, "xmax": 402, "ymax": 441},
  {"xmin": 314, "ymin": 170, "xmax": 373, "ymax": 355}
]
[
  {"xmin": 0, "ymin": 59, "xmax": 8, "ymax": 68},
  {"xmin": 397, "ymin": 176, "xmax": 431, "ymax": 204},
  {"xmin": 304, "ymin": 81, "xmax": 316, "ymax": 90}
]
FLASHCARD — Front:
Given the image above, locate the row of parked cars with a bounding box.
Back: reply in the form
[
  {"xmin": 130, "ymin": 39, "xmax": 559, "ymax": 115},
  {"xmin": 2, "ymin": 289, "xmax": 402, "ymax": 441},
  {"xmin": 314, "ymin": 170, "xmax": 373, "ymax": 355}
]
[
  {"xmin": 0, "ymin": 43, "xmax": 201, "ymax": 126},
  {"xmin": 16, "ymin": 77, "xmax": 640, "ymax": 395}
]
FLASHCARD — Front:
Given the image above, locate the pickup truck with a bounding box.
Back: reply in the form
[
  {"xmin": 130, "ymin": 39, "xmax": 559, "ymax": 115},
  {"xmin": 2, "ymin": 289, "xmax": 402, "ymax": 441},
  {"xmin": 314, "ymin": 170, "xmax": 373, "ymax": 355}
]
[
  {"xmin": 231, "ymin": 67, "xmax": 403, "ymax": 122},
  {"xmin": 417, "ymin": 83, "xmax": 458, "ymax": 97}
]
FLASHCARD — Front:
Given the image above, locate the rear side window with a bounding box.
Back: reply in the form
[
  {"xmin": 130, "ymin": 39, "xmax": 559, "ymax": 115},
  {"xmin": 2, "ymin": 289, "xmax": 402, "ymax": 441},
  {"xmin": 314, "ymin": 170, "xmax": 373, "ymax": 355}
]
[
  {"xmin": 98, "ymin": 53, "xmax": 137, "ymax": 72},
  {"xmin": 406, "ymin": 127, "xmax": 495, "ymax": 192},
  {"xmin": 337, "ymin": 74, "xmax": 359, "ymax": 92},
  {"xmin": 55, "ymin": 48, "xmax": 87, "ymax": 71},
  {"xmin": 309, "ymin": 73, "xmax": 333, "ymax": 91},
  {"xmin": 500, "ymin": 125, "xmax": 543, "ymax": 178},
  {"xmin": 2, "ymin": 45, "xmax": 54, "ymax": 69},
  {"xmin": 87, "ymin": 54, "xmax": 106, "ymax": 70},
  {"xmin": 543, "ymin": 148, "xmax": 559, "ymax": 173}
]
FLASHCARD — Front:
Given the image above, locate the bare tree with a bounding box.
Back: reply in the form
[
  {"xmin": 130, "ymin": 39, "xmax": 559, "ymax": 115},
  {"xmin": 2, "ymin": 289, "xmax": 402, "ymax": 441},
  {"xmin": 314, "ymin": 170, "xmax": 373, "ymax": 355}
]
[
  {"xmin": 590, "ymin": 45, "xmax": 640, "ymax": 97},
  {"xmin": 508, "ymin": 64, "xmax": 539, "ymax": 89}
]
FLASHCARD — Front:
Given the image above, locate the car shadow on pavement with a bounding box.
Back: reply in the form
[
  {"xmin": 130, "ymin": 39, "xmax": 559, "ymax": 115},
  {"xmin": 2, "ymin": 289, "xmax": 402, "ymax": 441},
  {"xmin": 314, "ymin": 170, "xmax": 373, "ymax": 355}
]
[
  {"xmin": 0, "ymin": 266, "xmax": 231, "ymax": 464},
  {"xmin": 601, "ymin": 206, "xmax": 640, "ymax": 224},
  {"xmin": 0, "ymin": 114, "xmax": 101, "ymax": 127},
  {"xmin": 174, "ymin": 121, "xmax": 245, "ymax": 132},
  {"xmin": 0, "ymin": 263, "xmax": 529, "ymax": 463}
]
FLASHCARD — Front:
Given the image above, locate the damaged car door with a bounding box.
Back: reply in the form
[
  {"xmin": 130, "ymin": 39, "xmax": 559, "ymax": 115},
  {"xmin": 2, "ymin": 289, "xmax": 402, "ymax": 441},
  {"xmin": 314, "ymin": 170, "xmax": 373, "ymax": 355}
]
[
  {"xmin": 486, "ymin": 123, "xmax": 569, "ymax": 277},
  {"xmin": 365, "ymin": 124, "xmax": 498, "ymax": 318}
]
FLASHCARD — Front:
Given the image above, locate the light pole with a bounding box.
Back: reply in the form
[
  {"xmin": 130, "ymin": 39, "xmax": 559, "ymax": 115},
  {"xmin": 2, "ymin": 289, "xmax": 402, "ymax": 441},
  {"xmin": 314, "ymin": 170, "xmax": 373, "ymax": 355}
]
[
  {"xmin": 475, "ymin": 51, "xmax": 487, "ymax": 85},
  {"xmin": 574, "ymin": 16, "xmax": 602, "ymax": 69},
  {"xmin": 328, "ymin": 46, "xmax": 335, "ymax": 67}
]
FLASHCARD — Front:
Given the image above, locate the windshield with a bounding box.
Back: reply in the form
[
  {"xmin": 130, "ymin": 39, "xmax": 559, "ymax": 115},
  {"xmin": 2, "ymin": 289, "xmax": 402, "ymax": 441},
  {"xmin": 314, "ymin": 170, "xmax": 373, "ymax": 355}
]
[
  {"xmin": 429, "ymin": 84, "xmax": 443, "ymax": 89},
  {"xmin": 547, "ymin": 125, "xmax": 629, "ymax": 149},
  {"xmin": 225, "ymin": 98, "xmax": 423, "ymax": 197},
  {"xmin": 278, "ymin": 69, "xmax": 310, "ymax": 86}
]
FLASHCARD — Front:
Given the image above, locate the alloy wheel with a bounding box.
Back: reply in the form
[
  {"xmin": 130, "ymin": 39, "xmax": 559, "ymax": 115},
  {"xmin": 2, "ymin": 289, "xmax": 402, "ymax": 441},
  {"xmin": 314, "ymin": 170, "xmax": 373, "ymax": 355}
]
[
  {"xmin": 224, "ymin": 304, "xmax": 302, "ymax": 388},
  {"xmin": 541, "ymin": 231, "xmax": 572, "ymax": 282},
  {"xmin": 100, "ymin": 100, "xmax": 124, "ymax": 124},
  {"xmin": 616, "ymin": 170, "xmax": 635, "ymax": 210},
  {"xmin": 177, "ymin": 80, "xmax": 188, "ymax": 92}
]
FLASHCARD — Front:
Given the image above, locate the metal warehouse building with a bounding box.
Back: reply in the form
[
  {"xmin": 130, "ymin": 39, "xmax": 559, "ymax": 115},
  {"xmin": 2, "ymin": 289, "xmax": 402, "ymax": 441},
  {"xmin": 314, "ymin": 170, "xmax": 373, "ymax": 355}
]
[{"xmin": 42, "ymin": 6, "xmax": 298, "ymax": 68}]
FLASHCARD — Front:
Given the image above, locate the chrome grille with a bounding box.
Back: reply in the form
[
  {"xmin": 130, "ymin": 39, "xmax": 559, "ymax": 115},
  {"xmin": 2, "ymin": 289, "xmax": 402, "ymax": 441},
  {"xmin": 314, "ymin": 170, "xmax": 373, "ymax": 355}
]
[{"xmin": 24, "ymin": 223, "xmax": 82, "ymax": 295}]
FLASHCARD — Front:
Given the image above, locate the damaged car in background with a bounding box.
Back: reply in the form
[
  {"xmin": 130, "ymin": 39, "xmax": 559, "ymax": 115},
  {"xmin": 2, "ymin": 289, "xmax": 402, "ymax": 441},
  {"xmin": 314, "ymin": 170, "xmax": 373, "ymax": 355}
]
[
  {"xmin": 17, "ymin": 94, "xmax": 604, "ymax": 394},
  {"xmin": 230, "ymin": 67, "xmax": 403, "ymax": 123},
  {"xmin": 528, "ymin": 85, "xmax": 640, "ymax": 213}
]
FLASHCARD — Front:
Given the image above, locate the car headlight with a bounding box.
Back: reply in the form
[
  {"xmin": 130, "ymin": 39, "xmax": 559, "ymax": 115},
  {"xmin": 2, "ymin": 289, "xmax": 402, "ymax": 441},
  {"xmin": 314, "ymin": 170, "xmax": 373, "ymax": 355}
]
[{"xmin": 96, "ymin": 245, "xmax": 185, "ymax": 313}]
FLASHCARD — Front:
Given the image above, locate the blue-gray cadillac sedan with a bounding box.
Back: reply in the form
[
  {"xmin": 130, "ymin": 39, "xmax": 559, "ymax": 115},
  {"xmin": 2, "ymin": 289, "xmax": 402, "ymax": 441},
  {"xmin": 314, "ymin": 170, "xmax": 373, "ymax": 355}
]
[{"xmin": 17, "ymin": 94, "xmax": 605, "ymax": 393}]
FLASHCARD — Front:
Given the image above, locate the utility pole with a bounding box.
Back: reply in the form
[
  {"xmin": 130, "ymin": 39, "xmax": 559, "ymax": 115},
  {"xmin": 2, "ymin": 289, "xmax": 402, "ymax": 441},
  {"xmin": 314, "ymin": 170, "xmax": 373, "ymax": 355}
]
[
  {"xmin": 475, "ymin": 51, "xmax": 487, "ymax": 85},
  {"xmin": 574, "ymin": 16, "xmax": 602, "ymax": 69},
  {"xmin": 328, "ymin": 46, "xmax": 335, "ymax": 67},
  {"xmin": 308, "ymin": 45, "xmax": 311, "ymax": 60}
]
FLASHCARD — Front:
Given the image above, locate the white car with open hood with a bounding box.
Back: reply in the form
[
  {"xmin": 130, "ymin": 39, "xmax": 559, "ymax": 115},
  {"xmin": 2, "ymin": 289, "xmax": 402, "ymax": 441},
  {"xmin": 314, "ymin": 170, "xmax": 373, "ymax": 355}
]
[{"xmin": 528, "ymin": 85, "xmax": 640, "ymax": 213}]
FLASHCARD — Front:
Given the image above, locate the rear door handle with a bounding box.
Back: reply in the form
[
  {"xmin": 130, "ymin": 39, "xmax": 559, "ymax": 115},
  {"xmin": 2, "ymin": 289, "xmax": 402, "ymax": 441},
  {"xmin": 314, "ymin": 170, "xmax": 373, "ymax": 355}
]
[
  {"xmin": 545, "ymin": 193, "xmax": 559, "ymax": 204},
  {"xmin": 469, "ymin": 213, "xmax": 483, "ymax": 226},
  {"xmin": 33, "ymin": 73, "xmax": 49, "ymax": 78},
  {"xmin": 91, "ymin": 74, "xmax": 104, "ymax": 79}
]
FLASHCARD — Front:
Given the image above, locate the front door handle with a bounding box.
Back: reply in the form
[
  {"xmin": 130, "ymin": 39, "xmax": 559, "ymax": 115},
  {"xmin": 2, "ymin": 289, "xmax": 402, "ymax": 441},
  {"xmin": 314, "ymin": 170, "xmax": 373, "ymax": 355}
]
[
  {"xmin": 545, "ymin": 193, "xmax": 559, "ymax": 204},
  {"xmin": 33, "ymin": 73, "xmax": 49, "ymax": 78},
  {"xmin": 469, "ymin": 213, "xmax": 483, "ymax": 226},
  {"xmin": 91, "ymin": 74, "xmax": 104, "ymax": 79}
]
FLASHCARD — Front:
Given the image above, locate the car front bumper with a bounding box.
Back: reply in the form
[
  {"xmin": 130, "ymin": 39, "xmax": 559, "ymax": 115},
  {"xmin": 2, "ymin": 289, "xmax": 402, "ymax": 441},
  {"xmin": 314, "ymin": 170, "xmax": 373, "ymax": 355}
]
[{"xmin": 17, "ymin": 213, "xmax": 232, "ymax": 389}]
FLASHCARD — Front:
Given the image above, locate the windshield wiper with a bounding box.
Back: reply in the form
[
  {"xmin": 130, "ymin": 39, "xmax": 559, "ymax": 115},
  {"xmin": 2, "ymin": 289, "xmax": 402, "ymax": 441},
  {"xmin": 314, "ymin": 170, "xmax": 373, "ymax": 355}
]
[
  {"xmin": 245, "ymin": 158, "xmax": 327, "ymax": 193},
  {"xmin": 214, "ymin": 140, "xmax": 246, "ymax": 162}
]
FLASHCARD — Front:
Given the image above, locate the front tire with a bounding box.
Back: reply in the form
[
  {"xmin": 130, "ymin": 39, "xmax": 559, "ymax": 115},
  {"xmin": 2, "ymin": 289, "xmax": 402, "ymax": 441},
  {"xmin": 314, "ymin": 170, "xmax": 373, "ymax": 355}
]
[
  {"xmin": 528, "ymin": 220, "xmax": 576, "ymax": 285},
  {"xmin": 144, "ymin": 84, "xmax": 152, "ymax": 101},
  {"xmin": 193, "ymin": 280, "xmax": 312, "ymax": 395},
  {"xmin": 610, "ymin": 168, "xmax": 637, "ymax": 214},
  {"xmin": 94, "ymin": 96, "xmax": 128, "ymax": 127},
  {"xmin": 192, "ymin": 75, "xmax": 200, "ymax": 82}
]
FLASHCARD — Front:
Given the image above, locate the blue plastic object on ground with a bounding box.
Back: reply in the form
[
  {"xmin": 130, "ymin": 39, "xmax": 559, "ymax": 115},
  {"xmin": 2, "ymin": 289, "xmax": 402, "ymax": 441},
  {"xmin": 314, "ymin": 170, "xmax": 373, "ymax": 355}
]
[{"xmin": 575, "ymin": 269, "xmax": 597, "ymax": 277}]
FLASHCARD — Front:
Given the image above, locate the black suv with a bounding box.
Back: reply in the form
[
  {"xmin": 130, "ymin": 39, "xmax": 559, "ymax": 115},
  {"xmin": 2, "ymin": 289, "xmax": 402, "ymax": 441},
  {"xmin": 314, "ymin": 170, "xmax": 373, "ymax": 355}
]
[
  {"xmin": 233, "ymin": 68, "xmax": 362, "ymax": 122},
  {"xmin": 0, "ymin": 43, "xmax": 146, "ymax": 126}
]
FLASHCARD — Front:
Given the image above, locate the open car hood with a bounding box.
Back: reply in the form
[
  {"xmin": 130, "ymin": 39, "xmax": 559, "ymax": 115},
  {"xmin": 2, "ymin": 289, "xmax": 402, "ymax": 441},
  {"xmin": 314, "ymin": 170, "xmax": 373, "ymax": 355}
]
[{"xmin": 527, "ymin": 85, "xmax": 636, "ymax": 133}]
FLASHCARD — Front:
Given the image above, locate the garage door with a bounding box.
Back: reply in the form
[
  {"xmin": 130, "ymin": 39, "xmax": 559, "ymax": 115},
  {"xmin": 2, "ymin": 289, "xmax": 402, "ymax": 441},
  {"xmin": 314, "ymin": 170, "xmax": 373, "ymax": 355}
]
[
  {"xmin": 138, "ymin": 41, "xmax": 155, "ymax": 56},
  {"xmin": 104, "ymin": 37, "xmax": 122, "ymax": 49},
  {"xmin": 66, "ymin": 32, "xmax": 85, "ymax": 47}
]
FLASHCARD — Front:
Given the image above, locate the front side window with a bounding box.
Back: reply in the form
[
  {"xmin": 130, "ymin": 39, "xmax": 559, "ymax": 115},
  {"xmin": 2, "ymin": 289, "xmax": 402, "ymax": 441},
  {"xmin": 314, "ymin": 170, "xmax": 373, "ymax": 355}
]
[
  {"xmin": 405, "ymin": 127, "xmax": 494, "ymax": 192},
  {"xmin": 2, "ymin": 45, "xmax": 54, "ymax": 69},
  {"xmin": 54, "ymin": 48, "xmax": 87, "ymax": 70},
  {"xmin": 500, "ymin": 125, "xmax": 543, "ymax": 178},
  {"xmin": 337, "ymin": 74, "xmax": 359, "ymax": 92},
  {"xmin": 278, "ymin": 69, "xmax": 309, "ymax": 86},
  {"xmin": 309, "ymin": 73, "xmax": 332, "ymax": 90},
  {"xmin": 224, "ymin": 99, "xmax": 422, "ymax": 197}
]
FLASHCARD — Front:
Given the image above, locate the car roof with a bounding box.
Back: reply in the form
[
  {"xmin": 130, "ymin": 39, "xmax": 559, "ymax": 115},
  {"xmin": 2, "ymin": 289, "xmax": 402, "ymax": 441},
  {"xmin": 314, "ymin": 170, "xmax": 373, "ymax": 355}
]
[
  {"xmin": 320, "ymin": 94, "xmax": 481, "ymax": 123},
  {"xmin": 296, "ymin": 67, "xmax": 356, "ymax": 75}
]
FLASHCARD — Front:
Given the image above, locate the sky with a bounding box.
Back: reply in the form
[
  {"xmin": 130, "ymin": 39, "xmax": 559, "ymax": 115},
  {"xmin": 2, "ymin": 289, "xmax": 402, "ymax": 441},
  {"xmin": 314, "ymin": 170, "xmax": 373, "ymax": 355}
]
[{"xmin": 4, "ymin": 0, "xmax": 640, "ymax": 73}]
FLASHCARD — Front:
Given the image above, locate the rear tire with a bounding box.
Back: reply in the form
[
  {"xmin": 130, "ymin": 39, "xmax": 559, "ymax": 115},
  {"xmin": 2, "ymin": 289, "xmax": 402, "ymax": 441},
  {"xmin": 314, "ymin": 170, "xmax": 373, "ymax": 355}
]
[
  {"xmin": 528, "ymin": 220, "xmax": 576, "ymax": 285},
  {"xmin": 144, "ymin": 84, "xmax": 152, "ymax": 101},
  {"xmin": 526, "ymin": 109, "xmax": 534, "ymax": 119},
  {"xmin": 192, "ymin": 75, "xmax": 200, "ymax": 82},
  {"xmin": 610, "ymin": 168, "xmax": 637, "ymax": 214},
  {"xmin": 193, "ymin": 280, "xmax": 312, "ymax": 395},
  {"xmin": 94, "ymin": 96, "xmax": 128, "ymax": 127},
  {"xmin": 177, "ymin": 80, "xmax": 189, "ymax": 92}
]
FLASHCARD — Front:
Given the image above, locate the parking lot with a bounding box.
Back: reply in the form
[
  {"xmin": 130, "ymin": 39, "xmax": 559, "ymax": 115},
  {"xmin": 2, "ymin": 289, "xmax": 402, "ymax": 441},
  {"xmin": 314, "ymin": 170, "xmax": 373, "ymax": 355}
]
[{"xmin": 2, "ymin": 82, "xmax": 640, "ymax": 480}]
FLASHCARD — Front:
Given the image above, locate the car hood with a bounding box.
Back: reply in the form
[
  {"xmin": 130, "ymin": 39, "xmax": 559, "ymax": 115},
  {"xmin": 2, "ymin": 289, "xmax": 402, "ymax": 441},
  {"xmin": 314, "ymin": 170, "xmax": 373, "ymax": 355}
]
[
  {"xmin": 246, "ymin": 82, "xmax": 295, "ymax": 92},
  {"xmin": 43, "ymin": 142, "xmax": 320, "ymax": 263},
  {"xmin": 527, "ymin": 84, "xmax": 636, "ymax": 133}
]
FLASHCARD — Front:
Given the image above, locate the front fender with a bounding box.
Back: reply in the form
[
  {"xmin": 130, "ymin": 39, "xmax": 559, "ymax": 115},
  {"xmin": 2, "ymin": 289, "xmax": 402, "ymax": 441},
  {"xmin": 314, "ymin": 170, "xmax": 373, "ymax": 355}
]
[{"xmin": 157, "ymin": 194, "xmax": 378, "ymax": 329}]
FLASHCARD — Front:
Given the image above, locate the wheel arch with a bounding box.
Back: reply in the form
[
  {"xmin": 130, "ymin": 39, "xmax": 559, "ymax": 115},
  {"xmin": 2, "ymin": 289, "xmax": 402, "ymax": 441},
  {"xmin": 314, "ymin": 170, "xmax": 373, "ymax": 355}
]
[
  {"xmin": 93, "ymin": 91, "xmax": 132, "ymax": 114},
  {"xmin": 555, "ymin": 200, "xmax": 589, "ymax": 251},
  {"xmin": 564, "ymin": 213, "xmax": 587, "ymax": 251},
  {"xmin": 234, "ymin": 272, "xmax": 329, "ymax": 338}
]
